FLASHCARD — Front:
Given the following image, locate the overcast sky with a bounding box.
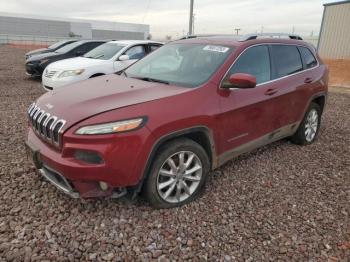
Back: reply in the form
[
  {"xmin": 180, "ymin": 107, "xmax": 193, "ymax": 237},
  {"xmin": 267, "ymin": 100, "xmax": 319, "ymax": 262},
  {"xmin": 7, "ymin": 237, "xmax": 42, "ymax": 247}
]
[{"xmin": 0, "ymin": 0, "xmax": 338, "ymax": 39}]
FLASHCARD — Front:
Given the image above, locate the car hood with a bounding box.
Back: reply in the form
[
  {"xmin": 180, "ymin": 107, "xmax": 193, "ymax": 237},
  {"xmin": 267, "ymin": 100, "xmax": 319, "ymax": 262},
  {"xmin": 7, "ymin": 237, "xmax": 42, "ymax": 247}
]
[
  {"xmin": 48, "ymin": 57, "xmax": 111, "ymax": 71},
  {"xmin": 26, "ymin": 48, "xmax": 50, "ymax": 56},
  {"xmin": 35, "ymin": 74, "xmax": 190, "ymax": 130},
  {"xmin": 27, "ymin": 52, "xmax": 59, "ymax": 62}
]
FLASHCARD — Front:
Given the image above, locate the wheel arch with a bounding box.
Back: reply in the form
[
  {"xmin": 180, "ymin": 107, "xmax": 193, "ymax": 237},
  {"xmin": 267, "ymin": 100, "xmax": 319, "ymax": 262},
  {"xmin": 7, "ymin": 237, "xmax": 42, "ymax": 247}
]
[
  {"xmin": 132, "ymin": 126, "xmax": 217, "ymax": 196},
  {"xmin": 312, "ymin": 95, "xmax": 326, "ymax": 114}
]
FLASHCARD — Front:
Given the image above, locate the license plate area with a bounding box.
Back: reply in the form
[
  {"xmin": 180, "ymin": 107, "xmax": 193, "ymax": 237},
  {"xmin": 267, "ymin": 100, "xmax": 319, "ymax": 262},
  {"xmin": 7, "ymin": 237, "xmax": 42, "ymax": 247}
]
[{"xmin": 25, "ymin": 141, "xmax": 42, "ymax": 169}]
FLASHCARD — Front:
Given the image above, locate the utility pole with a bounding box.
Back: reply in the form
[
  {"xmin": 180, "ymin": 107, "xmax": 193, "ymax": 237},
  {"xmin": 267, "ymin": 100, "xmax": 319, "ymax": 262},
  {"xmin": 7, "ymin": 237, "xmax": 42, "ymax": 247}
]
[
  {"xmin": 188, "ymin": 0, "xmax": 194, "ymax": 35},
  {"xmin": 234, "ymin": 28, "xmax": 241, "ymax": 35},
  {"xmin": 192, "ymin": 14, "xmax": 196, "ymax": 34}
]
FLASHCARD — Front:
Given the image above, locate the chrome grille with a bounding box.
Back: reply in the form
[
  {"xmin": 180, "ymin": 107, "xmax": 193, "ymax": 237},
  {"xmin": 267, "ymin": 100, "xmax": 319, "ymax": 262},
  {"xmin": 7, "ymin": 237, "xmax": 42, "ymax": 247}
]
[
  {"xmin": 27, "ymin": 103, "xmax": 66, "ymax": 147},
  {"xmin": 44, "ymin": 70, "xmax": 57, "ymax": 78}
]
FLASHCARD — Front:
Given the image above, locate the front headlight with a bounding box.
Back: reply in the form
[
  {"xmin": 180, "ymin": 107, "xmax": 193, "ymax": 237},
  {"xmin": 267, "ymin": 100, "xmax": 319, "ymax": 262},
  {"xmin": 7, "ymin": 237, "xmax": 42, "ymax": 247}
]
[
  {"xmin": 75, "ymin": 118, "xmax": 145, "ymax": 135},
  {"xmin": 58, "ymin": 69, "xmax": 85, "ymax": 78}
]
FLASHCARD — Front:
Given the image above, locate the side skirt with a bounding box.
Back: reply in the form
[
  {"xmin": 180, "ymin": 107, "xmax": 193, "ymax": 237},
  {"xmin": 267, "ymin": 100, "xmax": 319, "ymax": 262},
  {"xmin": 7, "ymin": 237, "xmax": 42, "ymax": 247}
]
[{"xmin": 217, "ymin": 122, "xmax": 300, "ymax": 167}]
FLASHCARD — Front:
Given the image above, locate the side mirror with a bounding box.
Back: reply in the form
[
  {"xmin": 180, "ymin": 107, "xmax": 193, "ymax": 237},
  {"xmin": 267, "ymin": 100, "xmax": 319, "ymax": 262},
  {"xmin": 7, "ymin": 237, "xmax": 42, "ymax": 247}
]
[
  {"xmin": 119, "ymin": 55, "xmax": 130, "ymax": 61},
  {"xmin": 226, "ymin": 73, "xmax": 256, "ymax": 89}
]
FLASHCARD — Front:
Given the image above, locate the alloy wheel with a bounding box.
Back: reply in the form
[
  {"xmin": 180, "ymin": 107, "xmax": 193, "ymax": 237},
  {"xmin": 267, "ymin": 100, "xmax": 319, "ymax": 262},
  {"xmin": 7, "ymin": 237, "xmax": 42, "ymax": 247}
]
[
  {"xmin": 156, "ymin": 151, "xmax": 203, "ymax": 204},
  {"xmin": 305, "ymin": 108, "xmax": 318, "ymax": 142}
]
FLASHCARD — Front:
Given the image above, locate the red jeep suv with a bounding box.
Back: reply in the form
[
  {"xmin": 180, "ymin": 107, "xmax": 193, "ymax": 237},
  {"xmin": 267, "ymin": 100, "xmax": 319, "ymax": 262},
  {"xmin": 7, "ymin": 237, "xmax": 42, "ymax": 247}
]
[{"xmin": 26, "ymin": 34, "xmax": 328, "ymax": 208}]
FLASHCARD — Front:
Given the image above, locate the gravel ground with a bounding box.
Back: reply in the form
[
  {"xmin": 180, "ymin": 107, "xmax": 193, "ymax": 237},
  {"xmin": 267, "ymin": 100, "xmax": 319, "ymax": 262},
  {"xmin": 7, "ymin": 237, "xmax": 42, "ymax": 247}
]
[{"xmin": 0, "ymin": 45, "xmax": 349, "ymax": 261}]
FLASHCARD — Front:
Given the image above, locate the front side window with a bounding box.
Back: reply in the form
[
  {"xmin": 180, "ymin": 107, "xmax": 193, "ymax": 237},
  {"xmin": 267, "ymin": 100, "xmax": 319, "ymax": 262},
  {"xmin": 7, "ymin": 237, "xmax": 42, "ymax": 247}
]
[
  {"xmin": 270, "ymin": 45, "xmax": 303, "ymax": 78},
  {"xmin": 84, "ymin": 43, "xmax": 126, "ymax": 60},
  {"xmin": 299, "ymin": 46, "xmax": 317, "ymax": 69},
  {"xmin": 125, "ymin": 43, "xmax": 233, "ymax": 88},
  {"xmin": 222, "ymin": 45, "xmax": 271, "ymax": 87},
  {"xmin": 125, "ymin": 45, "xmax": 146, "ymax": 60}
]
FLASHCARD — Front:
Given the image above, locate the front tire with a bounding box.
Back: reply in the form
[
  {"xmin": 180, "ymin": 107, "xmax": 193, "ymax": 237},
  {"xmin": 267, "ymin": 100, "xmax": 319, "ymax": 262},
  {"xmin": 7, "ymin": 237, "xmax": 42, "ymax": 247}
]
[
  {"xmin": 291, "ymin": 102, "xmax": 321, "ymax": 145},
  {"xmin": 144, "ymin": 138, "xmax": 210, "ymax": 208}
]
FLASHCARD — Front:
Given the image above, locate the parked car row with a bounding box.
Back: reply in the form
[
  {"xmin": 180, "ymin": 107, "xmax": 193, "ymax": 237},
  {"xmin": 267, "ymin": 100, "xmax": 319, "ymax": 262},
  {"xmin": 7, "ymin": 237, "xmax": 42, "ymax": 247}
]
[
  {"xmin": 25, "ymin": 39, "xmax": 163, "ymax": 89},
  {"xmin": 25, "ymin": 34, "xmax": 328, "ymax": 208},
  {"xmin": 42, "ymin": 40, "xmax": 162, "ymax": 90}
]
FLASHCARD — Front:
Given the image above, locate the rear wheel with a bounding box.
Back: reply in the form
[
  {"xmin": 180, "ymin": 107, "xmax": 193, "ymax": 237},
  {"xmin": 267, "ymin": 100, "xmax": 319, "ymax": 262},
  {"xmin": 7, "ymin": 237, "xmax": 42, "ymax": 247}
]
[
  {"xmin": 291, "ymin": 102, "xmax": 321, "ymax": 145},
  {"xmin": 144, "ymin": 138, "xmax": 210, "ymax": 208}
]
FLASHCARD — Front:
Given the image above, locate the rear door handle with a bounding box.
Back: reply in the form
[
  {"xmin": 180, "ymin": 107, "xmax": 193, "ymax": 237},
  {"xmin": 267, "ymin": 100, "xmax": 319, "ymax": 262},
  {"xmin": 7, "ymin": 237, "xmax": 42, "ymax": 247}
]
[
  {"xmin": 304, "ymin": 77, "xmax": 313, "ymax": 83},
  {"xmin": 265, "ymin": 88, "xmax": 278, "ymax": 96}
]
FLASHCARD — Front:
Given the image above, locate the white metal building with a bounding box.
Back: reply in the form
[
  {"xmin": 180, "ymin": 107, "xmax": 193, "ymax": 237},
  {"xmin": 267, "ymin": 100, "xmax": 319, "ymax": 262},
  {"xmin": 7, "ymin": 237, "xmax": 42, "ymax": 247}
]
[
  {"xmin": 318, "ymin": 1, "xmax": 350, "ymax": 59},
  {"xmin": 0, "ymin": 12, "xmax": 150, "ymax": 41}
]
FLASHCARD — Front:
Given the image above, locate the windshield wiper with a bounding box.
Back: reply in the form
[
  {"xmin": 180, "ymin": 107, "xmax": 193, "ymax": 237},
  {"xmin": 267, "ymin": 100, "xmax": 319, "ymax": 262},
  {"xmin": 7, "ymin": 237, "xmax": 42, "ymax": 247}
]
[{"xmin": 134, "ymin": 77, "xmax": 170, "ymax": 85}]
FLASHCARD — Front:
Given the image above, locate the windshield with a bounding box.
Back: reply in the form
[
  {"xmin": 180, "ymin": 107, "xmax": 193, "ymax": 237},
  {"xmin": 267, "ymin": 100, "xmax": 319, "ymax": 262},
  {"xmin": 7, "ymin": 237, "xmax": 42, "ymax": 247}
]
[
  {"xmin": 55, "ymin": 41, "xmax": 84, "ymax": 53},
  {"xmin": 125, "ymin": 43, "xmax": 233, "ymax": 87},
  {"xmin": 48, "ymin": 40, "xmax": 71, "ymax": 50},
  {"xmin": 84, "ymin": 43, "xmax": 126, "ymax": 60}
]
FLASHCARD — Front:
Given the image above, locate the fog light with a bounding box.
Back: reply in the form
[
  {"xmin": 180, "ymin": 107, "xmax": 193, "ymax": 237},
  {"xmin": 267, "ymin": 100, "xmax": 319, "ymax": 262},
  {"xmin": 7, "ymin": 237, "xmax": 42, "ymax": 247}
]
[
  {"xmin": 99, "ymin": 181, "xmax": 109, "ymax": 191},
  {"xmin": 74, "ymin": 150, "xmax": 103, "ymax": 164}
]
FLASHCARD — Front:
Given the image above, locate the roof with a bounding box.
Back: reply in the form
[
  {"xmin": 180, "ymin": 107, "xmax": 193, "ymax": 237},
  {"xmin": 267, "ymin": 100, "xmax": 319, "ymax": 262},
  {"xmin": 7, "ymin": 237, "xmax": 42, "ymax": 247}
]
[
  {"xmin": 108, "ymin": 40, "xmax": 162, "ymax": 45},
  {"xmin": 324, "ymin": 0, "xmax": 350, "ymax": 6},
  {"xmin": 174, "ymin": 36, "xmax": 311, "ymax": 49},
  {"xmin": 174, "ymin": 33, "xmax": 306, "ymax": 47},
  {"xmin": 76, "ymin": 40, "xmax": 107, "ymax": 43}
]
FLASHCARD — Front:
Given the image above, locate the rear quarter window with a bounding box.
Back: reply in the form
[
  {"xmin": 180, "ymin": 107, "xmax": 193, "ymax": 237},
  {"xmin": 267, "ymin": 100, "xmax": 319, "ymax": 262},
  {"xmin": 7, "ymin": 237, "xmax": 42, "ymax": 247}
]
[
  {"xmin": 270, "ymin": 45, "xmax": 303, "ymax": 78},
  {"xmin": 298, "ymin": 46, "xmax": 318, "ymax": 69}
]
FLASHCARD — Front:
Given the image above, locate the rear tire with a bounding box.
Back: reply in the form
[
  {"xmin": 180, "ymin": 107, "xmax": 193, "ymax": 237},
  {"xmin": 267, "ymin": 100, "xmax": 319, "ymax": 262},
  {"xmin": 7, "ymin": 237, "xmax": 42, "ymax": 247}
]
[
  {"xmin": 144, "ymin": 138, "xmax": 210, "ymax": 208},
  {"xmin": 291, "ymin": 102, "xmax": 321, "ymax": 145}
]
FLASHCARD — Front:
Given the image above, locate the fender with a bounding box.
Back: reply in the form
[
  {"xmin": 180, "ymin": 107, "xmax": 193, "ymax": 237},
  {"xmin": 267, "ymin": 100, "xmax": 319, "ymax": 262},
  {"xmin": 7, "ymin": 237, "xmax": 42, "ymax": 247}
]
[
  {"xmin": 132, "ymin": 126, "xmax": 217, "ymax": 196},
  {"xmin": 299, "ymin": 91, "xmax": 327, "ymax": 122}
]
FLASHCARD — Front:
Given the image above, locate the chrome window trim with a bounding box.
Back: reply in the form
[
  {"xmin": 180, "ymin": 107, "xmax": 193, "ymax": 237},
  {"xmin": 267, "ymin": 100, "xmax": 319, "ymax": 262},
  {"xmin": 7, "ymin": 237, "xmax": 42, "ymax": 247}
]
[{"xmin": 219, "ymin": 43, "xmax": 320, "ymax": 90}]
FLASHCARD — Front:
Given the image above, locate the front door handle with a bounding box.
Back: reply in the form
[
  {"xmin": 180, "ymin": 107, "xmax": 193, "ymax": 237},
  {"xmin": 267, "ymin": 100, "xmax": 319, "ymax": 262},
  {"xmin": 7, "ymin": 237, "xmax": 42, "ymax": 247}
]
[
  {"xmin": 265, "ymin": 88, "xmax": 278, "ymax": 96},
  {"xmin": 304, "ymin": 77, "xmax": 313, "ymax": 84}
]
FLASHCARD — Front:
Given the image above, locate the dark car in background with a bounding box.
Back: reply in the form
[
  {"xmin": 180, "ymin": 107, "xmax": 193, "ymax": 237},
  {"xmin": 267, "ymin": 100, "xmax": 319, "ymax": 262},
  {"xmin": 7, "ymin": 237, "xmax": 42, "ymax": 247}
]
[
  {"xmin": 25, "ymin": 40, "xmax": 106, "ymax": 77},
  {"xmin": 25, "ymin": 40, "xmax": 77, "ymax": 60}
]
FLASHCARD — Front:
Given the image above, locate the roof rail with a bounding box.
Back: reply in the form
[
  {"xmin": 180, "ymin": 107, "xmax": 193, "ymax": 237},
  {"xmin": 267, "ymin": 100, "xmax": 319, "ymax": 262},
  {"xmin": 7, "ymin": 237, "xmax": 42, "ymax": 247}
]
[
  {"xmin": 239, "ymin": 33, "xmax": 303, "ymax": 41},
  {"xmin": 178, "ymin": 34, "xmax": 233, "ymax": 40}
]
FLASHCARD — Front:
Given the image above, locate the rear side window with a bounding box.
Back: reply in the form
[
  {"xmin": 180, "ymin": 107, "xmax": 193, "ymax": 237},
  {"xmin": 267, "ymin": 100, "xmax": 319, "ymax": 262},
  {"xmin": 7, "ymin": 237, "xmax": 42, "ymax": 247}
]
[
  {"xmin": 149, "ymin": 44, "xmax": 161, "ymax": 53},
  {"xmin": 223, "ymin": 45, "xmax": 271, "ymax": 86},
  {"xmin": 298, "ymin": 47, "xmax": 318, "ymax": 69},
  {"xmin": 270, "ymin": 45, "xmax": 303, "ymax": 78},
  {"xmin": 125, "ymin": 45, "xmax": 146, "ymax": 59}
]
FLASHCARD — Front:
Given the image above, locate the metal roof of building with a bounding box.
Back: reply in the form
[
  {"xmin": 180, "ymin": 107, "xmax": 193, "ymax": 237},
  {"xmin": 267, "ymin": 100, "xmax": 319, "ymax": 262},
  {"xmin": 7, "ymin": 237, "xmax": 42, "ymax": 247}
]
[{"xmin": 324, "ymin": 0, "xmax": 350, "ymax": 7}]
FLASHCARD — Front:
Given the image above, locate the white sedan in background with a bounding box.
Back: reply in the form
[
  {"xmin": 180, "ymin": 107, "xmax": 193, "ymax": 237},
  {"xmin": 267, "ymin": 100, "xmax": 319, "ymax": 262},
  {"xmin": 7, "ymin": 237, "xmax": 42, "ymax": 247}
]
[{"xmin": 42, "ymin": 40, "xmax": 163, "ymax": 91}]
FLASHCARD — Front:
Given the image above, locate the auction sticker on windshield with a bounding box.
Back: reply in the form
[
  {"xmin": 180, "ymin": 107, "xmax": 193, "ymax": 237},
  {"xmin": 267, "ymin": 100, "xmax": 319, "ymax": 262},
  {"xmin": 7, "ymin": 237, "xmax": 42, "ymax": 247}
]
[{"xmin": 203, "ymin": 45, "xmax": 229, "ymax": 53}]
